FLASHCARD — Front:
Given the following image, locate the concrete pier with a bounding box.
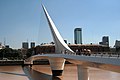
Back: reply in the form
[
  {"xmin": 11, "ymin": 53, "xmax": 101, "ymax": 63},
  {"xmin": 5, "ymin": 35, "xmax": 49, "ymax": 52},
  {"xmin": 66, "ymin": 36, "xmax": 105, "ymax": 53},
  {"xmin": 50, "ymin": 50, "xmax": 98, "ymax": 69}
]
[
  {"xmin": 49, "ymin": 57, "xmax": 65, "ymax": 76},
  {"xmin": 77, "ymin": 65, "xmax": 88, "ymax": 80}
]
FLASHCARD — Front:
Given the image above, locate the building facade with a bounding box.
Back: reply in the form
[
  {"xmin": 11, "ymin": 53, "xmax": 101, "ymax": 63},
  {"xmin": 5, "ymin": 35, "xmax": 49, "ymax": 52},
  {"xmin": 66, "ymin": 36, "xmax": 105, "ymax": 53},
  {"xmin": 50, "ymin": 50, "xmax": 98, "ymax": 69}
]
[
  {"xmin": 99, "ymin": 36, "xmax": 109, "ymax": 47},
  {"xmin": 31, "ymin": 42, "xmax": 35, "ymax": 48},
  {"xmin": 22, "ymin": 42, "xmax": 29, "ymax": 49},
  {"xmin": 35, "ymin": 44, "xmax": 110, "ymax": 54},
  {"xmin": 114, "ymin": 40, "xmax": 120, "ymax": 52},
  {"xmin": 74, "ymin": 28, "xmax": 82, "ymax": 44}
]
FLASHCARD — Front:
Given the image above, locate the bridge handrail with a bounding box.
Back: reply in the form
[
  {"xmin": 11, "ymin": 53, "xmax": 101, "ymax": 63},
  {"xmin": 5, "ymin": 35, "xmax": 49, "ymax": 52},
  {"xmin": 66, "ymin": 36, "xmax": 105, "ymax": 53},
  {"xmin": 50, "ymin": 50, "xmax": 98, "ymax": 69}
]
[{"xmin": 63, "ymin": 52, "xmax": 120, "ymax": 59}]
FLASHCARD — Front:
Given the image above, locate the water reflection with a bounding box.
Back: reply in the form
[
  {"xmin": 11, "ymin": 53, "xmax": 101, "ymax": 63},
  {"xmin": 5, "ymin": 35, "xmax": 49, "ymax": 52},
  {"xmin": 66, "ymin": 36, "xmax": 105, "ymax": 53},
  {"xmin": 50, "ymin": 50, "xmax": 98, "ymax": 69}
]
[
  {"xmin": 52, "ymin": 76, "xmax": 62, "ymax": 80},
  {"xmin": 0, "ymin": 66, "xmax": 29, "ymax": 80},
  {"xmin": 0, "ymin": 65, "xmax": 120, "ymax": 80},
  {"xmin": 23, "ymin": 66, "xmax": 61, "ymax": 80}
]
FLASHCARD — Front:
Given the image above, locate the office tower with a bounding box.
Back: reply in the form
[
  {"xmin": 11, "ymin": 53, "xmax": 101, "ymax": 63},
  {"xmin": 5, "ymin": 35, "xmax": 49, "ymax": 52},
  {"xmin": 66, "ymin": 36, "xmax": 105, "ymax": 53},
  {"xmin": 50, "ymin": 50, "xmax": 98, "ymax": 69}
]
[
  {"xmin": 74, "ymin": 28, "xmax": 82, "ymax": 44},
  {"xmin": 99, "ymin": 36, "xmax": 109, "ymax": 47},
  {"xmin": 102, "ymin": 36, "xmax": 109, "ymax": 46},
  {"xmin": 31, "ymin": 42, "xmax": 35, "ymax": 48},
  {"xmin": 114, "ymin": 40, "xmax": 120, "ymax": 48},
  {"xmin": 22, "ymin": 42, "xmax": 29, "ymax": 49}
]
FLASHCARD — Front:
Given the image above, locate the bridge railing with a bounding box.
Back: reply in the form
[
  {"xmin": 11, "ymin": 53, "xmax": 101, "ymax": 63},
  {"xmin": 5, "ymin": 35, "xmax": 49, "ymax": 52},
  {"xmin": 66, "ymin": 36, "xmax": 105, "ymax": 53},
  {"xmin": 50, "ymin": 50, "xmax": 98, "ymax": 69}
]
[
  {"xmin": 35, "ymin": 52, "xmax": 120, "ymax": 59},
  {"xmin": 64, "ymin": 51, "xmax": 120, "ymax": 59}
]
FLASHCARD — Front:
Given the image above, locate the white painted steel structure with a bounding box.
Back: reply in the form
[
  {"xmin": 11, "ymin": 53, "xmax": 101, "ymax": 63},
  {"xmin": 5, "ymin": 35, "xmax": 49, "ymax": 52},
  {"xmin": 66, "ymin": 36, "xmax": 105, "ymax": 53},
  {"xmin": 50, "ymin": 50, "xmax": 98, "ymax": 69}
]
[
  {"xmin": 42, "ymin": 5, "xmax": 74, "ymax": 54},
  {"xmin": 27, "ymin": 54, "xmax": 120, "ymax": 72}
]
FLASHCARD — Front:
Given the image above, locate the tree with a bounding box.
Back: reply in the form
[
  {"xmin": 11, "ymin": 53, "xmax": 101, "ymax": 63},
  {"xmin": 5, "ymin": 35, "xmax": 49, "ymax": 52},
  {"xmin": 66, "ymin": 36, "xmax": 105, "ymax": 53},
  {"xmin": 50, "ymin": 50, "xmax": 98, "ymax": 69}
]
[{"xmin": 0, "ymin": 48, "xmax": 22, "ymax": 60}]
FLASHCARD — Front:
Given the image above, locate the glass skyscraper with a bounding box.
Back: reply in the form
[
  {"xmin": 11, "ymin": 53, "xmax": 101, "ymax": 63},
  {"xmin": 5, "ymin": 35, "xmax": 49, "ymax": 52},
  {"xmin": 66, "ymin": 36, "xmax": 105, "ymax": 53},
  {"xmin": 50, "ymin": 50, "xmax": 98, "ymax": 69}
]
[{"xmin": 74, "ymin": 28, "xmax": 82, "ymax": 44}]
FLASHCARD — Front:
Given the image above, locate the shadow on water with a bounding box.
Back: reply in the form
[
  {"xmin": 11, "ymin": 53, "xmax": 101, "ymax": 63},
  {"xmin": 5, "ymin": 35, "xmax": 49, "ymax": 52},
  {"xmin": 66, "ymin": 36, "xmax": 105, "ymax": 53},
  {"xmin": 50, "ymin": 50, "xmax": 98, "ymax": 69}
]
[{"xmin": 22, "ymin": 66, "xmax": 61, "ymax": 80}]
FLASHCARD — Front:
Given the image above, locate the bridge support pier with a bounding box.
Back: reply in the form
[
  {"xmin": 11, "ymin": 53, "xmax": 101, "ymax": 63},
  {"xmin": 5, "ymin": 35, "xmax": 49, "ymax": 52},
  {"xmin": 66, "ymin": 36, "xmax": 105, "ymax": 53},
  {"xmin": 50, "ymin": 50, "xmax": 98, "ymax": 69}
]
[
  {"xmin": 49, "ymin": 57, "xmax": 65, "ymax": 76},
  {"xmin": 30, "ymin": 60, "xmax": 33, "ymax": 68},
  {"xmin": 77, "ymin": 65, "xmax": 88, "ymax": 80}
]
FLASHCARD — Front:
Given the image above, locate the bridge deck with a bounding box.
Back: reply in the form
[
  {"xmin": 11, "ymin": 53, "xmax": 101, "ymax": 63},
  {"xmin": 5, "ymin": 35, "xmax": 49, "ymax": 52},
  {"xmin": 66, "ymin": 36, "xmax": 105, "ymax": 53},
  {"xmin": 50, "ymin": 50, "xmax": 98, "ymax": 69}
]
[{"xmin": 26, "ymin": 53, "xmax": 120, "ymax": 73}]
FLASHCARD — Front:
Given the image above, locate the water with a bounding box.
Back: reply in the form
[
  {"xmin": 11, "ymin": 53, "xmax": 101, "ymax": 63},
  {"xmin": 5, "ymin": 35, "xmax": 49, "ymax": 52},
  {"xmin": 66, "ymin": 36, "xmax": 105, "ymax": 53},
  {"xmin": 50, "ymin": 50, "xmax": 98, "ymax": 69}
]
[
  {"xmin": 0, "ymin": 66, "xmax": 28, "ymax": 80},
  {"xmin": 0, "ymin": 64, "xmax": 120, "ymax": 80}
]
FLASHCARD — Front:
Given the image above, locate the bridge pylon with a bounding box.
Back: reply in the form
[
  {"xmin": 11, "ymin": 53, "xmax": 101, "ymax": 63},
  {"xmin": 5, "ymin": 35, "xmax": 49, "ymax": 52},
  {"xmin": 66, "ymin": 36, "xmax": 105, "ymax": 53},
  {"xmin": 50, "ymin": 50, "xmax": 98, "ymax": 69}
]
[{"xmin": 42, "ymin": 4, "xmax": 75, "ymax": 76}]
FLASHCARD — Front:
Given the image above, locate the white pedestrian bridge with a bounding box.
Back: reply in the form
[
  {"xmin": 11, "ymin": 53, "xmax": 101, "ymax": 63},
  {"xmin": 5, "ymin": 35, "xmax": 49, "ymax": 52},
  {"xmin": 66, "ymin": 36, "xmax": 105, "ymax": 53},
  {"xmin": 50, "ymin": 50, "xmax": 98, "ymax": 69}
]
[
  {"xmin": 25, "ymin": 53, "xmax": 120, "ymax": 80},
  {"xmin": 26, "ymin": 53, "xmax": 120, "ymax": 72},
  {"xmin": 25, "ymin": 5, "xmax": 120, "ymax": 80}
]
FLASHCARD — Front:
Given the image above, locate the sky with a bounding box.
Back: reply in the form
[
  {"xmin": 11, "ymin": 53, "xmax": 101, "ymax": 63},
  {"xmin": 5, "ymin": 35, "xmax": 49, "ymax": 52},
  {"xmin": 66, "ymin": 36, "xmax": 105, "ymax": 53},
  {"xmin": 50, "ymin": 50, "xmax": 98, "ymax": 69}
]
[{"xmin": 0, "ymin": 0, "xmax": 120, "ymax": 49}]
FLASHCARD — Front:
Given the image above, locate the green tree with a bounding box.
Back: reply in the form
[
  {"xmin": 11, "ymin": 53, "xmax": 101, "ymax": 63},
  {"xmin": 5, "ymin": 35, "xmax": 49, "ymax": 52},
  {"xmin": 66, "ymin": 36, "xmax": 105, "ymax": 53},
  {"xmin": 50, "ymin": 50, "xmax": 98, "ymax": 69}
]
[{"xmin": 0, "ymin": 48, "xmax": 22, "ymax": 60}]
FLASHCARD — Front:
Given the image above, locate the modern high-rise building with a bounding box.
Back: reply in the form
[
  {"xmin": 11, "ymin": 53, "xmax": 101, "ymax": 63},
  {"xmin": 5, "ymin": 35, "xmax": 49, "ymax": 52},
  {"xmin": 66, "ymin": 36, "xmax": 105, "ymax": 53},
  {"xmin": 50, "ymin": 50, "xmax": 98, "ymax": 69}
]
[
  {"xmin": 31, "ymin": 42, "xmax": 35, "ymax": 48},
  {"xmin": 74, "ymin": 28, "xmax": 82, "ymax": 44},
  {"xmin": 114, "ymin": 40, "xmax": 120, "ymax": 52},
  {"xmin": 99, "ymin": 36, "xmax": 109, "ymax": 47},
  {"xmin": 22, "ymin": 42, "xmax": 29, "ymax": 49},
  {"xmin": 102, "ymin": 36, "xmax": 109, "ymax": 45},
  {"xmin": 114, "ymin": 40, "xmax": 120, "ymax": 48}
]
